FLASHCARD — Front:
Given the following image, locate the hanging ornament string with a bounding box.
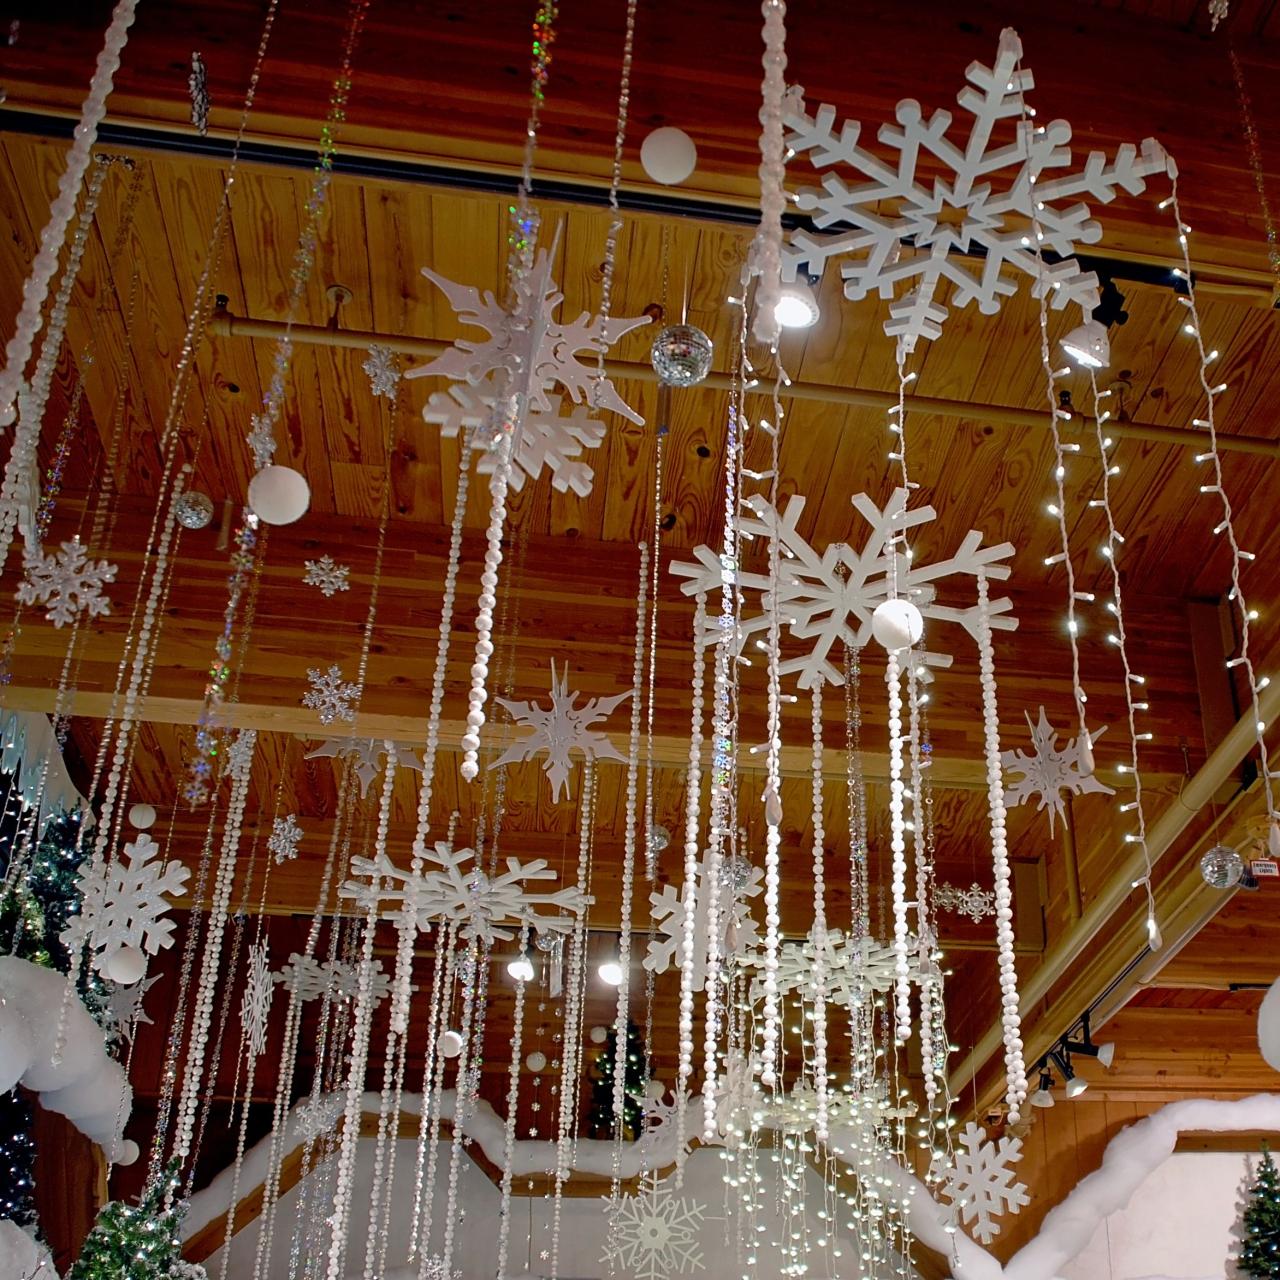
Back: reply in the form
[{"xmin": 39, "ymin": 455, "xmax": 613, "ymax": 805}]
[
  {"xmin": 808, "ymin": 681, "xmax": 829, "ymax": 1143},
  {"xmin": 1228, "ymin": 49, "xmax": 1280, "ymax": 299},
  {"xmin": 495, "ymin": 923, "xmax": 531, "ymax": 1280},
  {"xmin": 752, "ymin": 0, "xmax": 789, "ymax": 346}
]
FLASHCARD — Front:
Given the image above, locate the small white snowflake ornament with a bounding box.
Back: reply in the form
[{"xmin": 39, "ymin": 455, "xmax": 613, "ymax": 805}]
[
  {"xmin": 936, "ymin": 881, "xmax": 997, "ymax": 923},
  {"xmin": 1002, "ymin": 706, "xmax": 1113, "ymax": 834},
  {"xmin": 302, "ymin": 664, "xmax": 359, "ymax": 725},
  {"xmin": 63, "ymin": 833, "xmax": 191, "ymax": 978},
  {"xmin": 17, "ymin": 537, "xmax": 117, "ymax": 628},
  {"xmin": 490, "ymin": 661, "xmax": 631, "ymax": 802},
  {"xmin": 602, "ymin": 1179, "xmax": 707, "ymax": 1280},
  {"xmin": 302, "ymin": 555, "xmax": 350, "ymax": 597},
  {"xmin": 267, "ymin": 813, "xmax": 303, "ymax": 864},
  {"xmin": 106, "ymin": 972, "xmax": 159, "ymax": 1044},
  {"xmin": 362, "ymin": 344, "xmax": 401, "ymax": 399},
  {"xmin": 783, "ymin": 28, "xmax": 1169, "ymax": 354},
  {"xmin": 294, "ymin": 1091, "xmax": 344, "ymax": 1141},
  {"xmin": 944, "ymin": 1121, "xmax": 1030, "ymax": 1244},
  {"xmin": 240, "ymin": 940, "xmax": 273, "ymax": 1057},
  {"xmin": 304, "ymin": 737, "xmax": 424, "ymax": 797}
]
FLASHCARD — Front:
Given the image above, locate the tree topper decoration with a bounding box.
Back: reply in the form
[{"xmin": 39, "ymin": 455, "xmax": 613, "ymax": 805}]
[
  {"xmin": 489, "ymin": 660, "xmax": 631, "ymax": 802},
  {"xmin": 1001, "ymin": 706, "xmax": 1112, "ymax": 834},
  {"xmin": 782, "ymin": 28, "xmax": 1169, "ymax": 354}
]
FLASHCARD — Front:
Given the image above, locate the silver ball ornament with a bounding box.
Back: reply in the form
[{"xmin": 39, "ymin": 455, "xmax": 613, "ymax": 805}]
[
  {"xmin": 1199, "ymin": 843, "xmax": 1244, "ymax": 889},
  {"xmin": 174, "ymin": 490, "xmax": 214, "ymax": 530},
  {"xmin": 650, "ymin": 323, "xmax": 714, "ymax": 388}
]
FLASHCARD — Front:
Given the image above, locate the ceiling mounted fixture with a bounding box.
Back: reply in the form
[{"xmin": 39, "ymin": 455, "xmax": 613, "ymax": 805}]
[
  {"xmin": 1060, "ymin": 317, "xmax": 1111, "ymax": 369},
  {"xmin": 774, "ymin": 279, "xmax": 821, "ymax": 329},
  {"xmin": 1030, "ymin": 1069, "xmax": 1055, "ymax": 1109}
]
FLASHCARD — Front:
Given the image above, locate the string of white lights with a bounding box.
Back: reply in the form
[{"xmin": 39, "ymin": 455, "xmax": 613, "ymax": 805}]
[{"xmin": 809, "ymin": 683, "xmax": 830, "ymax": 1142}]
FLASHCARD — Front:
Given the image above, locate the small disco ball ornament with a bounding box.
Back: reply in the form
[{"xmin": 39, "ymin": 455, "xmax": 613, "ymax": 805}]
[
  {"xmin": 1199, "ymin": 842, "xmax": 1244, "ymax": 889},
  {"xmin": 438, "ymin": 1029, "xmax": 464, "ymax": 1059},
  {"xmin": 174, "ymin": 490, "xmax": 214, "ymax": 530},
  {"xmin": 650, "ymin": 323, "xmax": 714, "ymax": 388},
  {"xmin": 717, "ymin": 854, "xmax": 753, "ymax": 898},
  {"xmin": 649, "ymin": 823, "xmax": 671, "ymax": 855}
]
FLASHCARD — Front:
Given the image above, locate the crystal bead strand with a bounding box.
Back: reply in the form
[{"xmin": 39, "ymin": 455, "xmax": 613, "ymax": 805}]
[
  {"xmin": 643, "ymin": 431, "xmax": 666, "ymax": 881},
  {"xmin": 976, "ymin": 571, "xmax": 1027, "ymax": 1120},
  {"xmin": 439, "ymin": 932, "xmax": 482, "ymax": 1280},
  {"xmin": 886, "ymin": 650, "xmax": 912, "ymax": 1045},
  {"xmin": 808, "ymin": 683, "xmax": 830, "ymax": 1142},
  {"xmin": 415, "ymin": 921, "xmax": 458, "ymax": 1266},
  {"xmin": 495, "ymin": 924, "xmax": 532, "ymax": 1280},
  {"xmin": 752, "ymin": 0, "xmax": 789, "ymax": 346},
  {"xmin": 905, "ymin": 658, "xmax": 936, "ymax": 1112}
]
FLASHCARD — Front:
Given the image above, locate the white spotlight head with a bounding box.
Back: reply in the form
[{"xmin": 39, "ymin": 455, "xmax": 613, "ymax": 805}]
[
  {"xmin": 506, "ymin": 952, "xmax": 535, "ymax": 983},
  {"xmin": 1095, "ymin": 1041, "xmax": 1116, "ymax": 1070},
  {"xmin": 774, "ymin": 280, "xmax": 821, "ymax": 330},
  {"xmin": 1030, "ymin": 1085, "xmax": 1055, "ymax": 1109},
  {"xmin": 1064, "ymin": 1074, "xmax": 1090, "ymax": 1100},
  {"xmin": 1060, "ymin": 318, "xmax": 1110, "ymax": 370},
  {"xmin": 598, "ymin": 957, "xmax": 625, "ymax": 987}
]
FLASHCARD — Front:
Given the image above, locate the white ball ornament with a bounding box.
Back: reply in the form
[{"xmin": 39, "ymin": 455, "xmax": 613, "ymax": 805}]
[
  {"xmin": 589, "ymin": 1024, "xmax": 609, "ymax": 1045},
  {"xmin": 247, "ymin": 465, "xmax": 311, "ymax": 526},
  {"xmin": 645, "ymin": 1078, "xmax": 667, "ymax": 1101},
  {"xmin": 1259, "ymin": 976, "xmax": 1280, "ymax": 1073},
  {"xmin": 871, "ymin": 597, "xmax": 924, "ymax": 651},
  {"xmin": 113, "ymin": 1137, "xmax": 140, "ymax": 1166},
  {"xmin": 439, "ymin": 1029, "xmax": 464, "ymax": 1059},
  {"xmin": 105, "ymin": 945, "xmax": 147, "ymax": 986},
  {"xmin": 525, "ymin": 1051, "xmax": 547, "ymax": 1073},
  {"xmin": 127, "ymin": 802, "xmax": 156, "ymax": 831},
  {"xmin": 640, "ymin": 127, "xmax": 697, "ymax": 186}
]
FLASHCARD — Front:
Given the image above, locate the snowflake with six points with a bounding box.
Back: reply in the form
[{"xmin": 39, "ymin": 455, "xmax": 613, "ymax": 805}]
[
  {"xmin": 936, "ymin": 881, "xmax": 997, "ymax": 923},
  {"xmin": 943, "ymin": 1121, "xmax": 1030, "ymax": 1244},
  {"xmin": 302, "ymin": 555, "xmax": 351, "ymax": 597},
  {"xmin": 240, "ymin": 940, "xmax": 273, "ymax": 1057},
  {"xmin": 603, "ymin": 1180, "xmax": 707, "ymax": 1280},
  {"xmin": 302, "ymin": 664, "xmax": 360, "ymax": 725},
  {"xmin": 17, "ymin": 537, "xmax": 117, "ymax": 628},
  {"xmin": 304, "ymin": 737, "xmax": 423, "ymax": 797},
  {"xmin": 267, "ymin": 813, "xmax": 303, "ymax": 864},
  {"xmin": 362, "ymin": 343, "xmax": 401, "ymax": 399},
  {"xmin": 1001, "ymin": 705, "xmax": 1112, "ymax": 835}
]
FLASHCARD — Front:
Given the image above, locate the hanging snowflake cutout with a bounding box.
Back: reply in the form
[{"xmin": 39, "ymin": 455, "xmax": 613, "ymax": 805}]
[
  {"xmin": 304, "ymin": 737, "xmax": 424, "ymax": 797},
  {"xmin": 293, "ymin": 1091, "xmax": 344, "ymax": 1142},
  {"xmin": 267, "ymin": 813, "xmax": 303, "ymax": 864},
  {"xmin": 943, "ymin": 1121, "xmax": 1030, "ymax": 1244},
  {"xmin": 16, "ymin": 537, "xmax": 117, "ymax": 628},
  {"xmin": 362, "ymin": 344, "xmax": 401, "ymax": 399},
  {"xmin": 246, "ymin": 412, "xmax": 276, "ymax": 470},
  {"xmin": 302, "ymin": 555, "xmax": 351, "ymax": 597},
  {"xmin": 490, "ymin": 660, "xmax": 631, "ymax": 803},
  {"xmin": 783, "ymin": 28, "xmax": 1169, "ymax": 353},
  {"xmin": 240, "ymin": 940, "xmax": 273, "ymax": 1057},
  {"xmin": 302, "ymin": 664, "xmax": 359, "ymax": 725},
  {"xmin": 602, "ymin": 1180, "xmax": 706, "ymax": 1280},
  {"xmin": 63, "ymin": 833, "xmax": 191, "ymax": 977},
  {"xmin": 106, "ymin": 972, "xmax": 159, "ymax": 1044},
  {"xmin": 936, "ymin": 881, "xmax": 997, "ymax": 923},
  {"xmin": 1002, "ymin": 706, "xmax": 1113, "ymax": 834},
  {"xmin": 274, "ymin": 953, "xmax": 392, "ymax": 1004},
  {"xmin": 644, "ymin": 856, "xmax": 763, "ymax": 991}
]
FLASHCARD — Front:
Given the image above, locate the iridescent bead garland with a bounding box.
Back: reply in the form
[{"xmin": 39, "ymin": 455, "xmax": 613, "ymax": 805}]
[{"xmin": 752, "ymin": 0, "xmax": 789, "ymax": 346}]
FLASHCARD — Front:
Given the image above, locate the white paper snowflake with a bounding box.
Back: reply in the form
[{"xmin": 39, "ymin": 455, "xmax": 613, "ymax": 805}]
[
  {"xmin": 302, "ymin": 664, "xmax": 360, "ymax": 725},
  {"xmin": 742, "ymin": 928, "xmax": 921, "ymax": 1009},
  {"xmin": 222, "ymin": 730, "xmax": 256, "ymax": 782},
  {"xmin": 1002, "ymin": 706, "xmax": 1113, "ymax": 834},
  {"xmin": 644, "ymin": 856, "xmax": 763, "ymax": 992},
  {"xmin": 63, "ymin": 833, "xmax": 191, "ymax": 977},
  {"xmin": 636, "ymin": 1089, "xmax": 683, "ymax": 1169},
  {"xmin": 304, "ymin": 737, "xmax": 424, "ymax": 798},
  {"xmin": 603, "ymin": 1180, "xmax": 706, "ymax": 1280},
  {"xmin": 293, "ymin": 1091, "xmax": 344, "ymax": 1142},
  {"xmin": 943, "ymin": 1121, "xmax": 1030, "ymax": 1244},
  {"xmin": 672, "ymin": 487, "xmax": 1016, "ymax": 689},
  {"xmin": 424, "ymin": 379, "xmax": 607, "ymax": 498},
  {"xmin": 338, "ymin": 841, "xmax": 589, "ymax": 944},
  {"xmin": 246, "ymin": 412, "xmax": 276, "ymax": 470},
  {"xmin": 241, "ymin": 940, "xmax": 273, "ymax": 1057},
  {"xmin": 16, "ymin": 537, "xmax": 117, "ymax": 628},
  {"xmin": 106, "ymin": 972, "xmax": 159, "ymax": 1044},
  {"xmin": 490, "ymin": 661, "xmax": 631, "ymax": 803},
  {"xmin": 783, "ymin": 28, "xmax": 1169, "ymax": 353},
  {"xmin": 936, "ymin": 881, "xmax": 997, "ymax": 923},
  {"xmin": 274, "ymin": 953, "xmax": 392, "ymax": 1004},
  {"xmin": 302, "ymin": 555, "xmax": 351, "ymax": 597},
  {"xmin": 267, "ymin": 813, "xmax": 303, "ymax": 864},
  {"xmin": 362, "ymin": 343, "xmax": 401, "ymax": 399}
]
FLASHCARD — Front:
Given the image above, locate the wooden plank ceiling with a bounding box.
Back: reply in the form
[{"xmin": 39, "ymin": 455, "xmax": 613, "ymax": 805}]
[{"xmin": 2, "ymin": 0, "xmax": 1279, "ymax": 1238}]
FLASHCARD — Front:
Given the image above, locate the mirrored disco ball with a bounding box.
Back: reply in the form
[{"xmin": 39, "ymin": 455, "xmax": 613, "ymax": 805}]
[
  {"xmin": 1199, "ymin": 842, "xmax": 1244, "ymax": 889},
  {"xmin": 650, "ymin": 323, "xmax": 713, "ymax": 388},
  {"xmin": 174, "ymin": 490, "xmax": 214, "ymax": 530},
  {"xmin": 717, "ymin": 854, "xmax": 753, "ymax": 898}
]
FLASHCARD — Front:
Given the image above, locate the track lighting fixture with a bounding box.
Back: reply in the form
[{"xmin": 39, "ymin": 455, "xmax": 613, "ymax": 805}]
[
  {"xmin": 1060, "ymin": 315, "xmax": 1110, "ymax": 369},
  {"xmin": 774, "ymin": 278, "xmax": 821, "ymax": 329},
  {"xmin": 1049, "ymin": 1048, "xmax": 1089, "ymax": 1099},
  {"xmin": 1064, "ymin": 1011, "xmax": 1116, "ymax": 1070},
  {"xmin": 1030, "ymin": 1068, "xmax": 1055, "ymax": 1109}
]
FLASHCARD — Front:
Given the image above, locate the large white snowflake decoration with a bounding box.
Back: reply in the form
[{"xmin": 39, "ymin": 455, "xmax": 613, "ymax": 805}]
[
  {"xmin": 274, "ymin": 953, "xmax": 392, "ymax": 1004},
  {"xmin": 936, "ymin": 881, "xmax": 997, "ymax": 922},
  {"xmin": 338, "ymin": 841, "xmax": 590, "ymax": 944},
  {"xmin": 782, "ymin": 28, "xmax": 1169, "ymax": 353},
  {"xmin": 943, "ymin": 1121, "xmax": 1030, "ymax": 1244},
  {"xmin": 62, "ymin": 833, "xmax": 190, "ymax": 977},
  {"xmin": 267, "ymin": 813, "xmax": 303, "ymax": 864},
  {"xmin": 423, "ymin": 379, "xmax": 607, "ymax": 498},
  {"xmin": 490, "ymin": 661, "xmax": 631, "ymax": 803},
  {"xmin": 672, "ymin": 487, "xmax": 1016, "ymax": 689},
  {"xmin": 644, "ymin": 856, "xmax": 763, "ymax": 991},
  {"xmin": 1002, "ymin": 706, "xmax": 1112, "ymax": 835},
  {"xmin": 240, "ymin": 940, "xmax": 273, "ymax": 1057},
  {"xmin": 304, "ymin": 736, "xmax": 424, "ymax": 797},
  {"xmin": 302, "ymin": 664, "xmax": 360, "ymax": 725},
  {"xmin": 302, "ymin": 555, "xmax": 350, "ymax": 597},
  {"xmin": 742, "ymin": 928, "xmax": 922, "ymax": 1010},
  {"xmin": 16, "ymin": 537, "xmax": 117, "ymax": 628},
  {"xmin": 636, "ymin": 1088, "xmax": 683, "ymax": 1169},
  {"xmin": 603, "ymin": 1180, "xmax": 706, "ymax": 1280}
]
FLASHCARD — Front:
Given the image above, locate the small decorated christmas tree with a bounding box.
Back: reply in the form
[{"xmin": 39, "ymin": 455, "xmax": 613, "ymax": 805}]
[
  {"xmin": 587, "ymin": 1019, "xmax": 647, "ymax": 1141},
  {"xmin": 0, "ymin": 1087, "xmax": 37, "ymax": 1227},
  {"xmin": 1239, "ymin": 1144, "xmax": 1280, "ymax": 1278}
]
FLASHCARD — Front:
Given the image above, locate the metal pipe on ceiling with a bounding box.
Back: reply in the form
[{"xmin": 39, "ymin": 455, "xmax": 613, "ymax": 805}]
[{"xmin": 208, "ymin": 306, "xmax": 1280, "ymax": 459}]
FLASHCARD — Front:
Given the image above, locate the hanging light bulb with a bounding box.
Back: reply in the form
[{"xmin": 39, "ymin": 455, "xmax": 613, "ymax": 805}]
[
  {"xmin": 1060, "ymin": 317, "xmax": 1110, "ymax": 369},
  {"xmin": 774, "ymin": 280, "xmax": 821, "ymax": 329}
]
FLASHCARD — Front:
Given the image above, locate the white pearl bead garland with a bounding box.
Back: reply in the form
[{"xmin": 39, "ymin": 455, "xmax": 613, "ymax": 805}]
[
  {"xmin": 885, "ymin": 650, "xmax": 912, "ymax": 1045},
  {"xmin": 495, "ymin": 925, "xmax": 531, "ymax": 1280},
  {"xmin": 809, "ymin": 683, "xmax": 830, "ymax": 1143},
  {"xmin": 976, "ymin": 572, "xmax": 1027, "ymax": 1120},
  {"xmin": 752, "ymin": 0, "xmax": 789, "ymax": 346},
  {"xmin": 905, "ymin": 664, "xmax": 938, "ymax": 1112}
]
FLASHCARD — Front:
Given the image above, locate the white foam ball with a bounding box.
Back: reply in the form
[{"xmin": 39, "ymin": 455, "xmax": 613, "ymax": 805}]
[
  {"xmin": 871, "ymin": 598, "xmax": 924, "ymax": 651},
  {"xmin": 589, "ymin": 1024, "xmax": 609, "ymax": 1045},
  {"xmin": 1259, "ymin": 976, "xmax": 1280, "ymax": 1072},
  {"xmin": 127, "ymin": 802, "xmax": 156, "ymax": 830},
  {"xmin": 113, "ymin": 1138, "xmax": 141, "ymax": 1166},
  {"xmin": 439, "ymin": 1029, "xmax": 464, "ymax": 1059},
  {"xmin": 105, "ymin": 945, "xmax": 147, "ymax": 986},
  {"xmin": 641, "ymin": 127, "xmax": 697, "ymax": 185},
  {"xmin": 248, "ymin": 465, "xmax": 311, "ymax": 526},
  {"xmin": 525, "ymin": 1051, "xmax": 547, "ymax": 1073},
  {"xmin": 645, "ymin": 1078, "xmax": 667, "ymax": 1100}
]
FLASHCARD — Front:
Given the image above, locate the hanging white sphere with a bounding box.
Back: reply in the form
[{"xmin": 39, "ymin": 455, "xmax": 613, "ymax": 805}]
[
  {"xmin": 104, "ymin": 946, "xmax": 147, "ymax": 986},
  {"xmin": 589, "ymin": 1024, "xmax": 609, "ymax": 1045},
  {"xmin": 640, "ymin": 127, "xmax": 697, "ymax": 185},
  {"xmin": 1259, "ymin": 976, "xmax": 1280, "ymax": 1072},
  {"xmin": 113, "ymin": 1138, "xmax": 140, "ymax": 1166},
  {"xmin": 127, "ymin": 802, "xmax": 156, "ymax": 831},
  {"xmin": 525, "ymin": 1050, "xmax": 547, "ymax": 1073},
  {"xmin": 871, "ymin": 597, "xmax": 924, "ymax": 651},
  {"xmin": 439, "ymin": 1028, "xmax": 464, "ymax": 1059},
  {"xmin": 644, "ymin": 1077, "xmax": 667, "ymax": 1101},
  {"xmin": 247, "ymin": 465, "xmax": 311, "ymax": 526}
]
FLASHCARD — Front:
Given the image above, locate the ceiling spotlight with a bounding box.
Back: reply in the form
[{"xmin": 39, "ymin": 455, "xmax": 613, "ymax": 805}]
[
  {"xmin": 1061, "ymin": 317, "xmax": 1110, "ymax": 369},
  {"xmin": 1049, "ymin": 1047, "xmax": 1088, "ymax": 1099},
  {"xmin": 774, "ymin": 280, "xmax": 821, "ymax": 329},
  {"xmin": 1065, "ymin": 1073, "xmax": 1090, "ymax": 1100},
  {"xmin": 597, "ymin": 955, "xmax": 625, "ymax": 987},
  {"xmin": 1095, "ymin": 1041, "xmax": 1117, "ymax": 1070},
  {"xmin": 1064, "ymin": 1011, "xmax": 1115, "ymax": 1071},
  {"xmin": 1030, "ymin": 1070, "xmax": 1055, "ymax": 1109},
  {"xmin": 506, "ymin": 950, "xmax": 535, "ymax": 983}
]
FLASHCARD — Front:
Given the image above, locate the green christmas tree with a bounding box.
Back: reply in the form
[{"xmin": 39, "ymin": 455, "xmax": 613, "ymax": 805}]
[
  {"xmin": 587, "ymin": 1019, "xmax": 648, "ymax": 1141},
  {"xmin": 1240, "ymin": 1145, "xmax": 1280, "ymax": 1278},
  {"xmin": 0, "ymin": 1087, "xmax": 38, "ymax": 1227}
]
